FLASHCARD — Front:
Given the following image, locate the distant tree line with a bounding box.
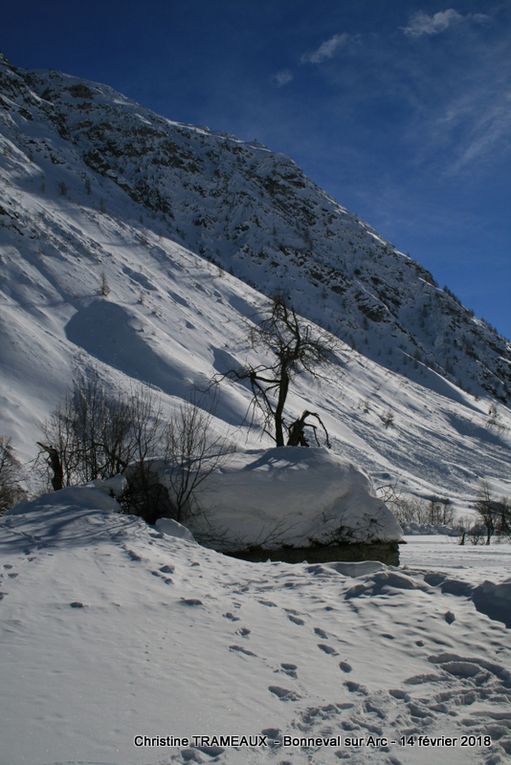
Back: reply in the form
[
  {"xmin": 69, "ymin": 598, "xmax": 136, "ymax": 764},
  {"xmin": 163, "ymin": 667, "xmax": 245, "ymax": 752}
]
[{"xmin": 386, "ymin": 484, "xmax": 511, "ymax": 545}]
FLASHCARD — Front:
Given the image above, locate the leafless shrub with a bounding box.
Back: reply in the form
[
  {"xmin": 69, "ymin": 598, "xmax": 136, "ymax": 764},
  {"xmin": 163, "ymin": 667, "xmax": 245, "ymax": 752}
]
[
  {"xmin": 38, "ymin": 374, "xmax": 162, "ymax": 489},
  {"xmin": 474, "ymin": 481, "xmax": 511, "ymax": 544},
  {"xmin": 380, "ymin": 409, "xmax": 394, "ymax": 429},
  {"xmin": 0, "ymin": 437, "xmax": 27, "ymax": 513},
  {"xmin": 426, "ymin": 496, "xmax": 454, "ymax": 526},
  {"xmin": 38, "ymin": 377, "xmax": 231, "ymax": 526},
  {"xmin": 161, "ymin": 400, "xmax": 234, "ymax": 523},
  {"xmin": 383, "ymin": 491, "xmax": 454, "ymax": 529}
]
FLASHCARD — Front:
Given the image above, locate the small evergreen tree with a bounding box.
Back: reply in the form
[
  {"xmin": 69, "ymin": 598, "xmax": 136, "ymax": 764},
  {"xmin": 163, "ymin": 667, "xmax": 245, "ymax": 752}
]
[{"xmin": 99, "ymin": 271, "xmax": 110, "ymax": 297}]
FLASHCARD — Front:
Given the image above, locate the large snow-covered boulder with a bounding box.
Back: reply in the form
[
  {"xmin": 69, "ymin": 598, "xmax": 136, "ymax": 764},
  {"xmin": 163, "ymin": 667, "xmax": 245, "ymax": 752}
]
[{"xmin": 164, "ymin": 447, "xmax": 401, "ymax": 553}]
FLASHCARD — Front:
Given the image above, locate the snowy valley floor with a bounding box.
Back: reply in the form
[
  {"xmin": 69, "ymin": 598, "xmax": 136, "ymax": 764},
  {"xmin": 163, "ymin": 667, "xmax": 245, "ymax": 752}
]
[{"xmin": 1, "ymin": 494, "xmax": 510, "ymax": 765}]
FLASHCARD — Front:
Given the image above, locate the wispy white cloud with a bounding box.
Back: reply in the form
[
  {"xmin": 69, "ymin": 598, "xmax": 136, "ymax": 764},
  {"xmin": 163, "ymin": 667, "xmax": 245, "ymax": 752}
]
[
  {"xmin": 435, "ymin": 87, "xmax": 511, "ymax": 174},
  {"xmin": 301, "ymin": 33, "xmax": 349, "ymax": 64},
  {"xmin": 403, "ymin": 9, "xmax": 490, "ymax": 38},
  {"xmin": 273, "ymin": 69, "xmax": 294, "ymax": 87}
]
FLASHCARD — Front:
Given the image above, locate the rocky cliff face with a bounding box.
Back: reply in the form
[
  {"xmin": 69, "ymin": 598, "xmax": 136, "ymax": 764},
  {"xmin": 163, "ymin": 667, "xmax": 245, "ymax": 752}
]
[{"xmin": 1, "ymin": 54, "xmax": 510, "ymax": 402}]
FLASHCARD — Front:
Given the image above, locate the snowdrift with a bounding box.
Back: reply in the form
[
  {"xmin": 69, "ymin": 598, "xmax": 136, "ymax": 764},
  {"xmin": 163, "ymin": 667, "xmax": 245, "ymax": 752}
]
[{"xmin": 161, "ymin": 447, "xmax": 402, "ymax": 554}]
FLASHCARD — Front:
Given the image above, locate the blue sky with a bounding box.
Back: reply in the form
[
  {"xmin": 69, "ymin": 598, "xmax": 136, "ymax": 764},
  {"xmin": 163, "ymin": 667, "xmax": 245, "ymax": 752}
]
[{"xmin": 3, "ymin": 0, "xmax": 510, "ymax": 338}]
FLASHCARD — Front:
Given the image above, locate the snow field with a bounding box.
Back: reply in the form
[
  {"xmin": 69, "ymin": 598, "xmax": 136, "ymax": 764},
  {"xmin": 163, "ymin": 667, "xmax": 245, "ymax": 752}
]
[{"xmin": 1, "ymin": 491, "xmax": 510, "ymax": 765}]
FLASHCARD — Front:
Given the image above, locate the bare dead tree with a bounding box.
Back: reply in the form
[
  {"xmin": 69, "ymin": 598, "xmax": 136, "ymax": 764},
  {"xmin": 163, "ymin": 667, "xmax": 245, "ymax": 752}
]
[
  {"xmin": 287, "ymin": 410, "xmax": 331, "ymax": 447},
  {"xmin": 217, "ymin": 296, "xmax": 334, "ymax": 447},
  {"xmin": 36, "ymin": 442, "xmax": 64, "ymax": 491},
  {"xmin": 475, "ymin": 481, "xmax": 498, "ymax": 545}
]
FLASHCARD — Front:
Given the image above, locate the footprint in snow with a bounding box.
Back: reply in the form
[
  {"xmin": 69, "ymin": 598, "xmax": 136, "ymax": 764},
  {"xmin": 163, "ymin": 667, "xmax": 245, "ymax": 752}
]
[
  {"xmin": 236, "ymin": 627, "xmax": 250, "ymax": 637},
  {"xmin": 180, "ymin": 598, "xmax": 203, "ymax": 607},
  {"xmin": 194, "ymin": 744, "xmax": 225, "ymax": 757},
  {"xmin": 261, "ymin": 728, "xmax": 281, "ymax": 747},
  {"xmin": 388, "ymin": 689, "xmax": 409, "ymax": 700},
  {"xmin": 229, "ymin": 644, "xmax": 256, "ymax": 657},
  {"xmin": 339, "ymin": 661, "xmax": 352, "ymax": 673},
  {"xmin": 344, "ymin": 680, "xmax": 368, "ymax": 695},
  {"xmin": 280, "ymin": 663, "xmax": 298, "ymax": 678},
  {"xmin": 314, "ymin": 627, "xmax": 329, "ymax": 639},
  {"xmin": 124, "ymin": 548, "xmax": 142, "ymax": 562},
  {"xmin": 287, "ymin": 614, "xmax": 305, "ymax": 626},
  {"xmin": 404, "ymin": 672, "xmax": 443, "ymax": 685},
  {"xmin": 407, "ymin": 701, "xmax": 433, "ymax": 720},
  {"xmin": 429, "ymin": 652, "xmax": 511, "ymax": 684},
  {"xmin": 150, "ymin": 570, "xmax": 173, "ymax": 585},
  {"xmin": 258, "ymin": 599, "xmax": 277, "ymax": 607},
  {"xmin": 318, "ymin": 643, "xmax": 338, "ymax": 655},
  {"xmin": 222, "ymin": 612, "xmax": 240, "ymax": 622},
  {"xmin": 159, "ymin": 564, "xmax": 175, "ymax": 574},
  {"xmin": 181, "ymin": 744, "xmax": 222, "ymax": 760},
  {"xmin": 268, "ymin": 685, "xmax": 301, "ymax": 702}
]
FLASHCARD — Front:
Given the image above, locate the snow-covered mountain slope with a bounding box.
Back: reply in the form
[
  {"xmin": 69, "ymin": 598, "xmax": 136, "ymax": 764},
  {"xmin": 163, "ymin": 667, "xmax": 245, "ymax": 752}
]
[
  {"xmin": 2, "ymin": 54, "xmax": 510, "ymax": 403},
  {"xmin": 1, "ymin": 487, "xmax": 510, "ymax": 765},
  {"xmin": 0, "ymin": 53, "xmax": 510, "ymax": 505}
]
